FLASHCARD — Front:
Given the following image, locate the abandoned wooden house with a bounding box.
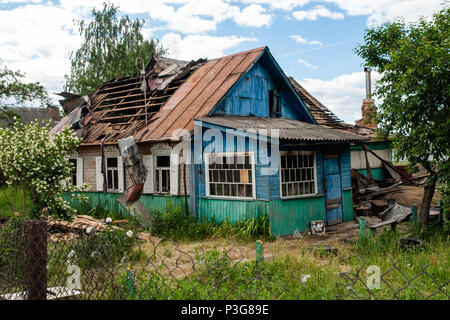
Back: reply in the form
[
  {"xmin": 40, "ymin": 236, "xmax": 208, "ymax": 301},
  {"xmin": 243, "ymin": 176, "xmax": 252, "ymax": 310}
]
[{"xmin": 52, "ymin": 46, "xmax": 372, "ymax": 236}]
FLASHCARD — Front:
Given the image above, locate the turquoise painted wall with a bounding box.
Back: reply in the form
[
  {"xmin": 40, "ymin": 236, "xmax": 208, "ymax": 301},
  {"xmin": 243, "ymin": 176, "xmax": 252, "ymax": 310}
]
[
  {"xmin": 357, "ymin": 168, "xmax": 387, "ymax": 181},
  {"xmin": 65, "ymin": 192, "xmax": 189, "ymax": 216},
  {"xmin": 198, "ymin": 196, "xmax": 325, "ymax": 236},
  {"xmin": 343, "ymin": 189, "xmax": 353, "ymax": 222}
]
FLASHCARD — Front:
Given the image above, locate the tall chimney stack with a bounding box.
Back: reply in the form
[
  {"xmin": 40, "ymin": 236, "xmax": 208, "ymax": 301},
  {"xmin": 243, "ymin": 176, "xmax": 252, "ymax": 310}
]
[
  {"xmin": 364, "ymin": 67, "xmax": 372, "ymax": 98},
  {"xmin": 356, "ymin": 67, "xmax": 377, "ymax": 128}
]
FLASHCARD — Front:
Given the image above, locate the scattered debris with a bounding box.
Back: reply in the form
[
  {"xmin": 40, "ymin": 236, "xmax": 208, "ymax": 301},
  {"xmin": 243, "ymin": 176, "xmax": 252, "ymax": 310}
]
[
  {"xmin": 379, "ymin": 203, "xmax": 412, "ymax": 223},
  {"xmin": 116, "ymin": 193, "xmax": 153, "ymax": 227},
  {"xmin": 292, "ymin": 229, "xmax": 303, "ymax": 239},
  {"xmin": 397, "ymin": 238, "xmax": 425, "ymax": 250},
  {"xmin": 47, "ymin": 215, "xmax": 121, "ymax": 242},
  {"xmin": 310, "ymin": 220, "xmax": 326, "ymax": 235},
  {"xmin": 309, "ymin": 244, "xmax": 338, "ymax": 256}
]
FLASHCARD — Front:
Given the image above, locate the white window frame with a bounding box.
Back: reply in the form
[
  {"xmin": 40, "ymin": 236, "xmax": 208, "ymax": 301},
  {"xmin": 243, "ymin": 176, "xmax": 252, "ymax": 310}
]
[
  {"xmin": 205, "ymin": 151, "xmax": 256, "ymax": 200},
  {"xmin": 106, "ymin": 157, "xmax": 120, "ymax": 192},
  {"xmin": 65, "ymin": 153, "xmax": 83, "ymax": 187},
  {"xmin": 154, "ymin": 155, "xmax": 171, "ymax": 194},
  {"xmin": 279, "ymin": 150, "xmax": 317, "ymax": 199},
  {"xmin": 68, "ymin": 158, "xmax": 78, "ymax": 186}
]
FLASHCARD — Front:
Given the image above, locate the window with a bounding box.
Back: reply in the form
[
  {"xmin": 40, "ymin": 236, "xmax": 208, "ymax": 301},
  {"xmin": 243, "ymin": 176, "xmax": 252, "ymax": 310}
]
[
  {"xmin": 106, "ymin": 157, "xmax": 119, "ymax": 191},
  {"xmin": 280, "ymin": 151, "xmax": 316, "ymax": 198},
  {"xmin": 206, "ymin": 152, "xmax": 254, "ymax": 199},
  {"xmin": 269, "ymin": 89, "xmax": 281, "ymax": 117},
  {"xmin": 69, "ymin": 159, "xmax": 77, "ymax": 186},
  {"xmin": 155, "ymin": 155, "xmax": 170, "ymax": 194}
]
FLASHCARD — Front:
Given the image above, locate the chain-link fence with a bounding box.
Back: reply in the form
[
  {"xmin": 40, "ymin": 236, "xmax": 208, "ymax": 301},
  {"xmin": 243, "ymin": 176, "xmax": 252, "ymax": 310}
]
[{"xmin": 0, "ymin": 217, "xmax": 448, "ymax": 300}]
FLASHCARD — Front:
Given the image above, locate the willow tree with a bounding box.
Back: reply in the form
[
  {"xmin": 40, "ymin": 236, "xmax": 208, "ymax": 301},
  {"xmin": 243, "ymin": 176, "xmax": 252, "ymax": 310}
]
[
  {"xmin": 355, "ymin": 6, "xmax": 449, "ymax": 226},
  {"xmin": 64, "ymin": 2, "xmax": 164, "ymax": 96}
]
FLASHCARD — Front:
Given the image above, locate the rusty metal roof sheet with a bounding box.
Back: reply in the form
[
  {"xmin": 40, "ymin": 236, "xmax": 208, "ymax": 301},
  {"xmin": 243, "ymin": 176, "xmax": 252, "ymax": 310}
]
[
  {"xmin": 197, "ymin": 116, "xmax": 369, "ymax": 143},
  {"xmin": 136, "ymin": 46, "xmax": 266, "ymax": 141}
]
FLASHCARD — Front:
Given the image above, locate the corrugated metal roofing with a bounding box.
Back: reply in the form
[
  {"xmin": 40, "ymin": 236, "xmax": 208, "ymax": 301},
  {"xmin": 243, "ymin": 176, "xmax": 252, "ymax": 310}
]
[{"xmin": 197, "ymin": 116, "xmax": 369, "ymax": 143}]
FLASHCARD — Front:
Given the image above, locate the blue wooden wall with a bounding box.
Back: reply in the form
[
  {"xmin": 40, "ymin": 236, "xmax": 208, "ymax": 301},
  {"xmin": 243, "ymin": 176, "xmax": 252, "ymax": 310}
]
[{"xmin": 211, "ymin": 58, "xmax": 314, "ymax": 123}]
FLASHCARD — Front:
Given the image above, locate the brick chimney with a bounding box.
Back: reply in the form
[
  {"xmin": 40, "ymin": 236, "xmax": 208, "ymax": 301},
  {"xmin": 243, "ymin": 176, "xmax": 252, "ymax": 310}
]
[{"xmin": 355, "ymin": 67, "xmax": 377, "ymax": 128}]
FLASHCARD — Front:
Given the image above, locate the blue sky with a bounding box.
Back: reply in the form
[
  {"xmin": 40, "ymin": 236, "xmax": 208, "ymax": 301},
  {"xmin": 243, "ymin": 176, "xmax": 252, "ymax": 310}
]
[{"xmin": 0, "ymin": 0, "xmax": 446, "ymax": 122}]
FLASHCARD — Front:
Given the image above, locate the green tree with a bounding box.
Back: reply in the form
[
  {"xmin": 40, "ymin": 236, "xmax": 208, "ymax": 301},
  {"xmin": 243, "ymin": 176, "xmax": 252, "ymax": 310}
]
[
  {"xmin": 0, "ymin": 59, "xmax": 50, "ymax": 123},
  {"xmin": 0, "ymin": 119, "xmax": 87, "ymax": 219},
  {"xmin": 355, "ymin": 6, "xmax": 450, "ymax": 226},
  {"xmin": 64, "ymin": 2, "xmax": 164, "ymax": 96}
]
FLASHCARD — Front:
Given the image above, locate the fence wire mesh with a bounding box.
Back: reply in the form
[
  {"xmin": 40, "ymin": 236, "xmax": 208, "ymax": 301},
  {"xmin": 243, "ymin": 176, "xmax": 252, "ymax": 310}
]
[{"xmin": 0, "ymin": 217, "xmax": 448, "ymax": 300}]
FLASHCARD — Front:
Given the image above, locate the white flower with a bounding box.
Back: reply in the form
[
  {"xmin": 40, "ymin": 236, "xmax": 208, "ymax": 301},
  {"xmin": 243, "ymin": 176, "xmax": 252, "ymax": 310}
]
[
  {"xmin": 126, "ymin": 230, "xmax": 134, "ymax": 238},
  {"xmin": 86, "ymin": 226, "xmax": 93, "ymax": 234},
  {"xmin": 67, "ymin": 250, "xmax": 76, "ymax": 259},
  {"xmin": 301, "ymin": 275, "xmax": 311, "ymax": 283},
  {"xmin": 105, "ymin": 217, "xmax": 112, "ymax": 224}
]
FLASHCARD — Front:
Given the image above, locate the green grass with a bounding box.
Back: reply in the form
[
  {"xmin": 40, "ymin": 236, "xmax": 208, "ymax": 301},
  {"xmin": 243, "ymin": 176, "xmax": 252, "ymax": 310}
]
[{"xmin": 0, "ymin": 186, "xmax": 33, "ymax": 218}]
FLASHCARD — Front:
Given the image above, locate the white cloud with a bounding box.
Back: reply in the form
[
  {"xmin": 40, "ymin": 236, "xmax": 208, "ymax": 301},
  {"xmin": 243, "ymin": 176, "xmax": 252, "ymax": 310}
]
[
  {"xmin": 298, "ymin": 71, "xmax": 382, "ymax": 123},
  {"xmin": 239, "ymin": 0, "xmax": 312, "ymax": 11},
  {"xmin": 290, "ymin": 35, "xmax": 322, "ymax": 46},
  {"xmin": 118, "ymin": 0, "xmax": 271, "ymax": 34},
  {"xmin": 292, "ymin": 5, "xmax": 344, "ymax": 21},
  {"xmin": 241, "ymin": 0, "xmax": 445, "ymax": 25},
  {"xmin": 161, "ymin": 33, "xmax": 258, "ymax": 61},
  {"xmin": 297, "ymin": 59, "xmax": 318, "ymax": 69},
  {"xmin": 0, "ymin": 4, "xmax": 81, "ymax": 97},
  {"xmin": 234, "ymin": 4, "xmax": 273, "ymax": 27}
]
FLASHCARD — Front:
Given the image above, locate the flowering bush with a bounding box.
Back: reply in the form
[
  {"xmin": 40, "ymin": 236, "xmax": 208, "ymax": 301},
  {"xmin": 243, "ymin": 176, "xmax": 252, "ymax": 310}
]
[{"xmin": 0, "ymin": 118, "xmax": 88, "ymax": 219}]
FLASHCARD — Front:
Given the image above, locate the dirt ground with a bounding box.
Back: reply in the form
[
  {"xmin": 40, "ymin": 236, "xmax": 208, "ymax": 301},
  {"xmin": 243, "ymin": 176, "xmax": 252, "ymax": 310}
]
[{"xmin": 389, "ymin": 185, "xmax": 442, "ymax": 210}]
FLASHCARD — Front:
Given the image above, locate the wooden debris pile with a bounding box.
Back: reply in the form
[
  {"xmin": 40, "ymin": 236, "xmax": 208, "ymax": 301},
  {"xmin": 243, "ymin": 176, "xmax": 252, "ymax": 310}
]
[
  {"xmin": 47, "ymin": 215, "xmax": 120, "ymax": 242},
  {"xmin": 47, "ymin": 215, "xmax": 162, "ymax": 244}
]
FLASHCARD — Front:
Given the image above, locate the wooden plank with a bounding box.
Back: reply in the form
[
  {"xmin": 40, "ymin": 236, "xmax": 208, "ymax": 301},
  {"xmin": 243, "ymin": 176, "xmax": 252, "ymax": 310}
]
[
  {"xmin": 104, "ymin": 103, "xmax": 163, "ymax": 113},
  {"xmin": 326, "ymin": 197, "xmax": 342, "ymax": 205},
  {"xmin": 369, "ymin": 219, "xmax": 397, "ymax": 229},
  {"xmin": 102, "ymin": 93, "xmax": 172, "ymax": 103}
]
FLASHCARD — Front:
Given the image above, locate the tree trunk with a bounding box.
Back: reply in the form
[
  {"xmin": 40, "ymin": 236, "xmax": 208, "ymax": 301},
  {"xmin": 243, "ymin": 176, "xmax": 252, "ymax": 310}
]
[{"xmin": 418, "ymin": 174, "xmax": 437, "ymax": 227}]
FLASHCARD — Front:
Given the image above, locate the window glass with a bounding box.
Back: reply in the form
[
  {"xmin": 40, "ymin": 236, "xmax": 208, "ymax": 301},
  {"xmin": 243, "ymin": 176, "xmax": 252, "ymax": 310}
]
[
  {"xmin": 280, "ymin": 152, "xmax": 316, "ymax": 197},
  {"xmin": 206, "ymin": 153, "xmax": 254, "ymax": 199}
]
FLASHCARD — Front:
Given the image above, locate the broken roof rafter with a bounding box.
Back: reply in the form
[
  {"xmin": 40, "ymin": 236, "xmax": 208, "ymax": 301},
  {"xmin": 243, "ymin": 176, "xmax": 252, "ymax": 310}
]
[{"xmin": 69, "ymin": 54, "xmax": 207, "ymax": 143}]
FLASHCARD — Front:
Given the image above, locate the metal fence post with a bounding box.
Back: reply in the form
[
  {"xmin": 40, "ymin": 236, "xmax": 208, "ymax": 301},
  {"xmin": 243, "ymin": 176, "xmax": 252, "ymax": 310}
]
[
  {"xmin": 26, "ymin": 220, "xmax": 47, "ymax": 300},
  {"xmin": 359, "ymin": 217, "xmax": 366, "ymax": 239},
  {"xmin": 256, "ymin": 240, "xmax": 264, "ymax": 263},
  {"xmin": 412, "ymin": 205, "xmax": 417, "ymax": 221}
]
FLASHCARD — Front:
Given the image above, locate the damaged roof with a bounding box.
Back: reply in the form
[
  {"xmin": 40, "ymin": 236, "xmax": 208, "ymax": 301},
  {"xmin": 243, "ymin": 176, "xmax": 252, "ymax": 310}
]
[
  {"xmin": 288, "ymin": 77, "xmax": 379, "ymax": 139},
  {"xmin": 197, "ymin": 116, "xmax": 369, "ymax": 143},
  {"xmin": 51, "ymin": 47, "xmax": 266, "ymax": 144}
]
